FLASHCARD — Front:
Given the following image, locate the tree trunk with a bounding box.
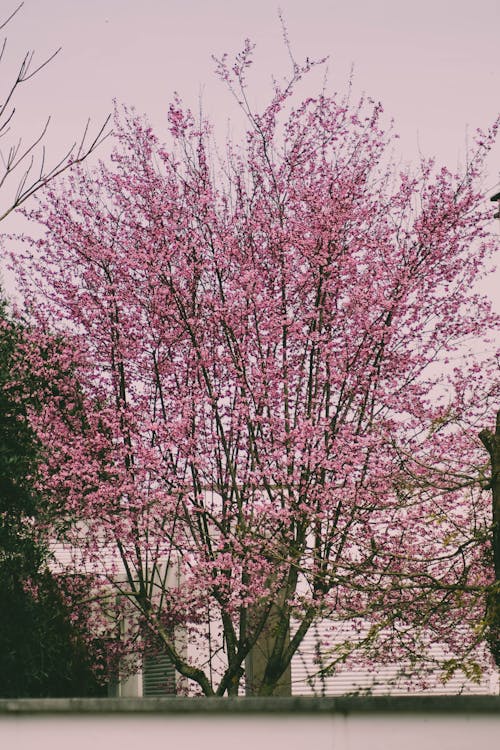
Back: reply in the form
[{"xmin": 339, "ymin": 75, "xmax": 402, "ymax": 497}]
[
  {"xmin": 479, "ymin": 409, "xmax": 500, "ymax": 666},
  {"xmin": 245, "ymin": 597, "xmax": 292, "ymax": 696}
]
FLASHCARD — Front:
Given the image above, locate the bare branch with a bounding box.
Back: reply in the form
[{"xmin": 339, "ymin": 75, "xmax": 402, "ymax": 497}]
[
  {"xmin": 0, "ymin": 2, "xmax": 23, "ymax": 33},
  {"xmin": 0, "ymin": 3, "xmax": 111, "ymax": 224},
  {"xmin": 20, "ymin": 46, "xmax": 61, "ymax": 83}
]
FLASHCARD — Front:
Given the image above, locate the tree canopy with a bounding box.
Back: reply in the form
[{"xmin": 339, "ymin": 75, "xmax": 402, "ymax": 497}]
[
  {"xmin": 5, "ymin": 44, "xmax": 499, "ymax": 696},
  {"xmin": 0, "ymin": 297, "xmax": 107, "ymax": 697}
]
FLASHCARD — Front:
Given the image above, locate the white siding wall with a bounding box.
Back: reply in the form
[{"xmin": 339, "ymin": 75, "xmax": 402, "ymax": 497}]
[{"xmin": 291, "ymin": 619, "xmax": 499, "ymax": 696}]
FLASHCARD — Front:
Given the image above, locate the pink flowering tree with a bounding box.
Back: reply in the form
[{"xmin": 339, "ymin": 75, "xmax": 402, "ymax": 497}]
[{"xmin": 7, "ymin": 43, "xmax": 500, "ymax": 696}]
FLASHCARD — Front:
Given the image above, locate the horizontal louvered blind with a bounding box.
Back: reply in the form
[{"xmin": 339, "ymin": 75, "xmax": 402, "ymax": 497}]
[{"xmin": 142, "ymin": 652, "xmax": 176, "ymax": 696}]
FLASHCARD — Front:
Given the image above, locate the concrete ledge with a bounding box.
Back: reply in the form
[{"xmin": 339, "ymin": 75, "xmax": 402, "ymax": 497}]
[{"xmin": 1, "ymin": 695, "xmax": 500, "ymax": 714}]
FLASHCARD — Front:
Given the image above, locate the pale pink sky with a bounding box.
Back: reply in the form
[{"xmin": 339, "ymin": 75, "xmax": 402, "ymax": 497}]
[{"xmin": 1, "ymin": 0, "xmax": 499, "ymax": 297}]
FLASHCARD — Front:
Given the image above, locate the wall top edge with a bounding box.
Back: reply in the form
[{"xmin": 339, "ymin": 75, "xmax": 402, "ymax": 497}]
[{"xmin": 1, "ymin": 695, "xmax": 500, "ymax": 715}]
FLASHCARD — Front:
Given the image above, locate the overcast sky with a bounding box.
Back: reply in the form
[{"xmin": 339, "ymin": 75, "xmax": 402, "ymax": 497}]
[{"xmin": 1, "ymin": 0, "xmax": 499, "ymax": 297}]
